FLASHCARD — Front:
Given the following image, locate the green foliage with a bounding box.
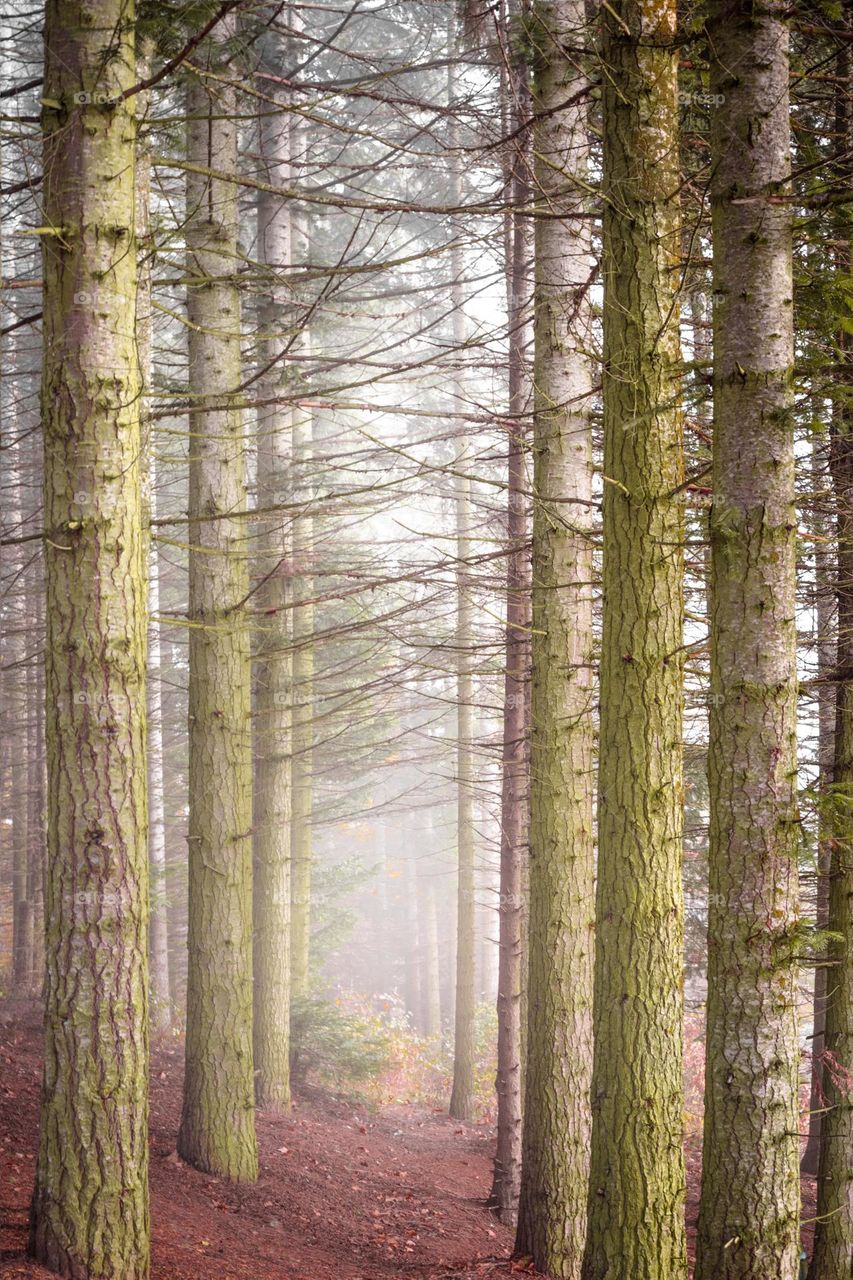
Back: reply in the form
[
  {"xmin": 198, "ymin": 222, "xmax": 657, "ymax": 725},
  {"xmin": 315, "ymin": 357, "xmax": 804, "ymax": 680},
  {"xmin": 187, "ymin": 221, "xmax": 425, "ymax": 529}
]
[
  {"xmin": 290, "ymin": 995, "xmax": 392, "ymax": 1088},
  {"xmin": 289, "ymin": 993, "xmax": 498, "ymax": 1119}
]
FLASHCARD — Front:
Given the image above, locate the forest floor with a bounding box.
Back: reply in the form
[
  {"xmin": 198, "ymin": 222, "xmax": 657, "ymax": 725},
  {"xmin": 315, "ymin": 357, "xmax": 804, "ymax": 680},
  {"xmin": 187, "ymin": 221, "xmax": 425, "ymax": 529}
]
[
  {"xmin": 0, "ymin": 1000, "xmax": 519, "ymax": 1280},
  {"xmin": 0, "ymin": 1001, "xmax": 815, "ymax": 1279}
]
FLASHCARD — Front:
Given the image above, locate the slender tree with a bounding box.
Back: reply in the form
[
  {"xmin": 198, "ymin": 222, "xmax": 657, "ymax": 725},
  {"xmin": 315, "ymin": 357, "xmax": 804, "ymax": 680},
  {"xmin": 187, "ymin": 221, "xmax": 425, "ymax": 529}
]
[
  {"xmin": 447, "ymin": 40, "xmax": 477, "ymax": 1121},
  {"xmin": 513, "ymin": 0, "xmax": 595, "ymax": 1269},
  {"xmin": 809, "ymin": 22, "xmax": 853, "ymax": 1278},
  {"xmin": 177, "ymin": 12, "xmax": 258, "ymax": 1181},
  {"xmin": 137, "ymin": 39, "xmax": 171, "ymax": 1034},
  {"xmin": 695, "ymin": 3, "xmax": 800, "ymax": 1277},
  {"xmin": 581, "ymin": 0, "xmax": 687, "ymax": 1274},
  {"xmin": 252, "ymin": 7, "xmax": 295, "ymax": 1110},
  {"xmin": 489, "ymin": 0, "xmax": 531, "ymax": 1226},
  {"xmin": 29, "ymin": 1, "xmax": 150, "ymax": 1275},
  {"xmin": 290, "ymin": 398, "xmax": 315, "ymax": 1000}
]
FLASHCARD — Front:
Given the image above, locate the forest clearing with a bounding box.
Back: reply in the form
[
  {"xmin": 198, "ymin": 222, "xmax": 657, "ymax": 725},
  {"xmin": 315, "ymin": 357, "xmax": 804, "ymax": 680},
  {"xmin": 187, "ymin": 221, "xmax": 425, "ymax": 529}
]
[{"xmin": 1, "ymin": 0, "xmax": 852, "ymax": 1278}]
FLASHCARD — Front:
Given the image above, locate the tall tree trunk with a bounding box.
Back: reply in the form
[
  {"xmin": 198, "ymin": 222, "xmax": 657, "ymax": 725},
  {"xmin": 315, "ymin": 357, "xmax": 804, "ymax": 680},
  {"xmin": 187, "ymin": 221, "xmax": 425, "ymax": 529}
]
[
  {"xmin": 253, "ymin": 10, "xmax": 295, "ymax": 1111},
  {"xmin": 137, "ymin": 43, "xmax": 171, "ymax": 1035},
  {"xmin": 514, "ymin": 0, "xmax": 595, "ymax": 1268},
  {"xmin": 147, "ymin": 472, "xmax": 171, "ymax": 1035},
  {"xmin": 581, "ymin": 0, "xmax": 687, "ymax": 1275},
  {"xmin": 695, "ymin": 3, "xmax": 799, "ymax": 1277},
  {"xmin": 448, "ymin": 292, "xmax": 477, "ymax": 1120},
  {"xmin": 290, "ymin": 405, "xmax": 315, "ymax": 1001},
  {"xmin": 447, "ymin": 44, "xmax": 477, "ymax": 1117},
  {"xmin": 178, "ymin": 15, "xmax": 258, "ymax": 1182},
  {"xmin": 490, "ymin": 0, "xmax": 530, "ymax": 1225},
  {"xmin": 29, "ymin": 3, "xmax": 150, "ymax": 1275},
  {"xmin": 809, "ymin": 23, "xmax": 853, "ymax": 1278}
]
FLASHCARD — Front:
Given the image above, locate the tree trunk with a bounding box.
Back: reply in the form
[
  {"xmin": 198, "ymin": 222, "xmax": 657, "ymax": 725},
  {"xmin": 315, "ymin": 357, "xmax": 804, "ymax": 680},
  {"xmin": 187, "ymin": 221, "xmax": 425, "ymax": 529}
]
[
  {"xmin": 581, "ymin": 0, "xmax": 687, "ymax": 1276},
  {"xmin": 136, "ymin": 47, "xmax": 171, "ymax": 1035},
  {"xmin": 252, "ymin": 10, "xmax": 295, "ymax": 1111},
  {"xmin": 178, "ymin": 15, "xmax": 258, "ymax": 1182},
  {"xmin": 490, "ymin": 0, "xmax": 530, "ymax": 1225},
  {"xmin": 290, "ymin": 407, "xmax": 315, "ymax": 1001},
  {"xmin": 695, "ymin": 4, "xmax": 799, "ymax": 1278},
  {"xmin": 146, "ymin": 473, "xmax": 171, "ymax": 1035},
  {"xmin": 513, "ymin": 0, "xmax": 595, "ymax": 1269},
  {"xmin": 809, "ymin": 23, "xmax": 853, "ymax": 1278},
  {"xmin": 447, "ymin": 46, "xmax": 477, "ymax": 1118},
  {"xmin": 29, "ymin": 3, "xmax": 150, "ymax": 1275}
]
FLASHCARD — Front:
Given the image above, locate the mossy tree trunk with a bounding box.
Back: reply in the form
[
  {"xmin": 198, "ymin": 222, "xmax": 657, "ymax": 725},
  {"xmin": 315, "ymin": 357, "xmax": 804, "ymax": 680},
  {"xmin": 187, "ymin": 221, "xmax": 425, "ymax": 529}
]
[
  {"xmin": 581, "ymin": 1, "xmax": 687, "ymax": 1276},
  {"xmin": 513, "ymin": 1, "xmax": 595, "ymax": 1270},
  {"xmin": 29, "ymin": 2, "xmax": 150, "ymax": 1276},
  {"xmin": 695, "ymin": 3, "xmax": 800, "ymax": 1277},
  {"xmin": 252, "ymin": 9, "xmax": 295, "ymax": 1111},
  {"xmin": 177, "ymin": 14, "xmax": 258, "ymax": 1183}
]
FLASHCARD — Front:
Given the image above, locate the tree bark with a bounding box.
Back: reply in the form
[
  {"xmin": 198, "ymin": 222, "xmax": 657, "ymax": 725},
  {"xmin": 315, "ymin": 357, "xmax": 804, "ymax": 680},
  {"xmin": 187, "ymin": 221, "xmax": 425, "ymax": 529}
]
[
  {"xmin": 695, "ymin": 3, "xmax": 799, "ymax": 1277},
  {"xmin": 29, "ymin": 3, "xmax": 150, "ymax": 1275},
  {"xmin": 512, "ymin": 0, "xmax": 595, "ymax": 1264},
  {"xmin": 581, "ymin": 0, "xmax": 687, "ymax": 1276},
  {"xmin": 178, "ymin": 14, "xmax": 258, "ymax": 1182}
]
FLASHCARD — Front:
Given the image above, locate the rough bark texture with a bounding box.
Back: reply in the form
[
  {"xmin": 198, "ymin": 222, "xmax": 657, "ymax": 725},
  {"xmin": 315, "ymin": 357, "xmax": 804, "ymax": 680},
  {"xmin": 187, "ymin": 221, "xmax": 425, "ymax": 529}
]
[
  {"xmin": 695, "ymin": 4, "xmax": 799, "ymax": 1278},
  {"xmin": 29, "ymin": 3, "xmax": 150, "ymax": 1276},
  {"xmin": 252, "ymin": 12, "xmax": 294, "ymax": 1111},
  {"xmin": 581, "ymin": 0, "xmax": 687, "ymax": 1276},
  {"xmin": 810, "ymin": 25, "xmax": 853, "ymax": 1279},
  {"xmin": 513, "ymin": 1, "xmax": 594, "ymax": 1271},
  {"xmin": 177, "ymin": 18, "xmax": 258, "ymax": 1182}
]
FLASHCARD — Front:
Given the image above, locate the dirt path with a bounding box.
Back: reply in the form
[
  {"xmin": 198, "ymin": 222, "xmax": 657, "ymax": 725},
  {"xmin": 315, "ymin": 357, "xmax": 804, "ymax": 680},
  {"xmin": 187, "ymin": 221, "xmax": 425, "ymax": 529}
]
[{"xmin": 0, "ymin": 1005, "xmax": 517, "ymax": 1280}]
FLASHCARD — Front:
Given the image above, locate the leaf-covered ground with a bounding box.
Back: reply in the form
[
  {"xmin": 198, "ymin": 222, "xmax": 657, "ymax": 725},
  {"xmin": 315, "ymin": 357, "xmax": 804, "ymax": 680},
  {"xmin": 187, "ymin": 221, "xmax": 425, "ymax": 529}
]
[
  {"xmin": 0, "ymin": 1001, "xmax": 517, "ymax": 1280},
  {"xmin": 0, "ymin": 1001, "xmax": 817, "ymax": 1278}
]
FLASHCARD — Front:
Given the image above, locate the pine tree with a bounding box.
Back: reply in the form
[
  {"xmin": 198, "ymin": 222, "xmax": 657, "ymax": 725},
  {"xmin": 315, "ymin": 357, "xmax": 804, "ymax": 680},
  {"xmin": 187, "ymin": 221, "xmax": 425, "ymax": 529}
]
[
  {"xmin": 808, "ymin": 21, "xmax": 852, "ymax": 1278},
  {"xmin": 695, "ymin": 2, "xmax": 800, "ymax": 1276},
  {"xmin": 177, "ymin": 12, "xmax": 258, "ymax": 1182},
  {"xmin": 252, "ymin": 5, "xmax": 296, "ymax": 1111},
  {"xmin": 581, "ymin": 0, "xmax": 687, "ymax": 1274},
  {"xmin": 29, "ymin": 1, "xmax": 150, "ymax": 1274},
  {"xmin": 513, "ymin": 0, "xmax": 595, "ymax": 1270}
]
